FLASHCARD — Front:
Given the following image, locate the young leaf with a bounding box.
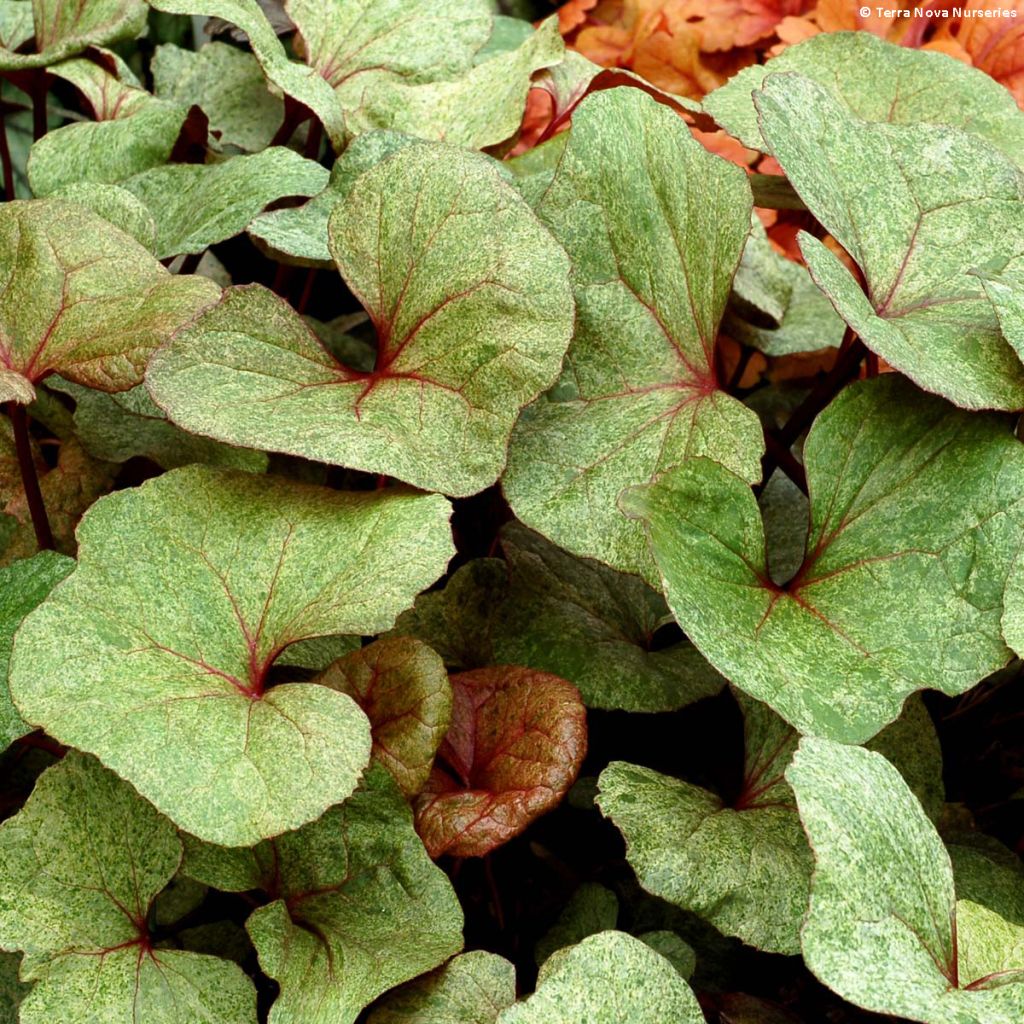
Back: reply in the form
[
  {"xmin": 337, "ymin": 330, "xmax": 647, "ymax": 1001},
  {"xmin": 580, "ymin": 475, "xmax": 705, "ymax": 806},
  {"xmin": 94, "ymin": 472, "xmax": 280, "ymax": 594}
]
[
  {"xmin": 0, "ymin": 0, "xmax": 146, "ymax": 70},
  {"xmin": 366, "ymin": 950, "xmax": 516, "ymax": 1024},
  {"xmin": 498, "ymin": 931, "xmax": 705, "ymax": 1024},
  {"xmin": 152, "ymin": 41, "xmax": 284, "ymax": 152},
  {"xmin": 597, "ymin": 693, "xmax": 810, "ymax": 954},
  {"xmin": 184, "ymin": 765, "xmax": 464, "ymax": 1024},
  {"xmin": 704, "ymin": 32, "xmax": 1024, "ymax": 169},
  {"xmin": 146, "ymin": 0, "xmax": 347, "ymax": 150},
  {"xmin": 0, "ymin": 199, "xmax": 218, "ymax": 401},
  {"xmin": 753, "ymin": 72, "xmax": 1024, "ymax": 410},
  {"xmin": 314, "ymin": 637, "xmax": 452, "ymax": 798},
  {"xmin": 0, "ymin": 753, "xmax": 256, "ymax": 1024},
  {"xmin": 414, "ymin": 666, "xmax": 587, "ymax": 858},
  {"xmin": 46, "ymin": 379, "xmax": 269, "ymax": 472},
  {"xmin": 503, "ymin": 86, "xmax": 763, "ymax": 580},
  {"xmin": 623, "ymin": 375, "xmax": 1024, "ymax": 743},
  {"xmin": 0, "ymin": 551, "xmax": 73, "ymax": 751},
  {"xmin": 788, "ymin": 739, "xmax": 1024, "ymax": 1022},
  {"xmin": 116, "ymin": 147, "xmax": 328, "ymax": 258},
  {"xmin": 9, "ymin": 466, "xmax": 455, "ymax": 845},
  {"xmin": 147, "ymin": 143, "xmax": 574, "ymax": 496}
]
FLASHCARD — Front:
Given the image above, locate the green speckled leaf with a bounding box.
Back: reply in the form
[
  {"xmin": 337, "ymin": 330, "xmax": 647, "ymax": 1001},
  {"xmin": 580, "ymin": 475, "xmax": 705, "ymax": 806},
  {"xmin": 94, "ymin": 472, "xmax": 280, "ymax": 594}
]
[
  {"xmin": 0, "ymin": 0, "xmax": 146, "ymax": 70},
  {"xmin": 314, "ymin": 637, "xmax": 451, "ymax": 798},
  {"xmin": 152, "ymin": 41, "xmax": 283, "ymax": 152},
  {"xmin": 535, "ymin": 883, "xmax": 618, "ymax": 967},
  {"xmin": 623, "ymin": 374, "xmax": 1024, "ymax": 743},
  {"xmin": 0, "ymin": 951, "xmax": 26, "ymax": 1022},
  {"xmin": 367, "ymin": 950, "xmax": 515, "ymax": 1024},
  {"xmin": 29, "ymin": 59, "xmax": 195, "ymax": 196},
  {"xmin": 248, "ymin": 131, "xmax": 425, "ymax": 267},
  {"xmin": 117, "ymin": 147, "xmax": 328, "ymax": 258},
  {"xmin": 147, "ymin": 143, "xmax": 573, "ymax": 496},
  {"xmin": 337, "ymin": 17, "xmax": 563, "ymax": 150},
  {"xmin": 0, "ymin": 199, "xmax": 218, "ymax": 398},
  {"xmin": 597, "ymin": 692, "xmax": 810, "ymax": 954},
  {"xmin": 753, "ymin": 73, "xmax": 1024, "ymax": 410},
  {"xmin": 0, "ymin": 551, "xmax": 73, "ymax": 751},
  {"xmin": 788, "ymin": 739, "xmax": 1024, "ymax": 1023},
  {"xmin": 704, "ymin": 32, "xmax": 1024, "ymax": 168},
  {"xmin": 184, "ymin": 766, "xmax": 463, "ymax": 1024},
  {"xmin": 0, "ymin": 753, "xmax": 256, "ymax": 1024},
  {"xmin": 390, "ymin": 534, "xmax": 725, "ymax": 712},
  {"xmin": 48, "ymin": 183, "xmax": 158, "ymax": 252},
  {"xmin": 499, "ymin": 931, "xmax": 704, "ymax": 1024},
  {"xmin": 503, "ymin": 87, "xmax": 763, "ymax": 580},
  {"xmin": 146, "ymin": 0, "xmax": 346, "ymax": 149},
  {"xmin": 48, "ymin": 378, "xmax": 269, "ymax": 472},
  {"xmin": 9, "ymin": 466, "xmax": 454, "ymax": 844},
  {"xmin": 727, "ymin": 216, "xmax": 845, "ymax": 356}
]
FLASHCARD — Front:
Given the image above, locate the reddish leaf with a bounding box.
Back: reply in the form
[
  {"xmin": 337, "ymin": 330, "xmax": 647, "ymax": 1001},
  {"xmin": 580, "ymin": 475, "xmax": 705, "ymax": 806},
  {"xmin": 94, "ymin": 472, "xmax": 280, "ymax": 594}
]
[
  {"xmin": 315, "ymin": 637, "xmax": 452, "ymax": 799},
  {"xmin": 943, "ymin": 0, "xmax": 1024, "ymax": 105},
  {"xmin": 414, "ymin": 667, "xmax": 587, "ymax": 859}
]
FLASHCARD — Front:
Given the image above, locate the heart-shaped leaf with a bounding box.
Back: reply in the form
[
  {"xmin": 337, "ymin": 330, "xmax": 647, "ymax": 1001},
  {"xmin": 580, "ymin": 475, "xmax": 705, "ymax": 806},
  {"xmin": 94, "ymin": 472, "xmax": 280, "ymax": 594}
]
[
  {"xmin": 753, "ymin": 72, "xmax": 1024, "ymax": 410},
  {"xmin": 503, "ymin": 86, "xmax": 763, "ymax": 580},
  {"xmin": 597, "ymin": 693, "xmax": 809, "ymax": 954},
  {"xmin": 0, "ymin": 753, "xmax": 257, "ymax": 1024},
  {"xmin": 0, "ymin": 198, "xmax": 219, "ymax": 401},
  {"xmin": 414, "ymin": 666, "xmax": 586, "ymax": 858},
  {"xmin": 598, "ymin": 692, "xmax": 941, "ymax": 954},
  {"xmin": 314, "ymin": 636, "xmax": 451, "ymax": 798},
  {"xmin": 497, "ymin": 932, "xmax": 705, "ymax": 1024},
  {"xmin": 147, "ymin": 0, "xmax": 347, "ymax": 149},
  {"xmin": 47, "ymin": 379, "xmax": 269, "ymax": 472},
  {"xmin": 0, "ymin": 551, "xmax": 73, "ymax": 751},
  {"xmin": 9, "ymin": 465, "xmax": 454, "ymax": 845},
  {"xmin": 0, "ymin": 0, "xmax": 146, "ymax": 70},
  {"xmin": 623, "ymin": 374, "xmax": 1024, "ymax": 743},
  {"xmin": 152, "ymin": 41, "xmax": 284, "ymax": 152},
  {"xmin": 147, "ymin": 142, "xmax": 574, "ymax": 496},
  {"xmin": 788, "ymin": 738, "xmax": 1024, "ymax": 1022},
  {"xmin": 704, "ymin": 32, "xmax": 1024, "ymax": 169},
  {"xmin": 183, "ymin": 765, "xmax": 464, "ymax": 1024},
  {"xmin": 366, "ymin": 950, "xmax": 516, "ymax": 1024}
]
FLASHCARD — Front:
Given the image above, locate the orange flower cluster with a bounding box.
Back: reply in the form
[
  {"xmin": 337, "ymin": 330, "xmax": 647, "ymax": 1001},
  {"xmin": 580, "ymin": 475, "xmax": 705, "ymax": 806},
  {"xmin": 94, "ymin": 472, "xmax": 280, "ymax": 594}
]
[{"xmin": 557, "ymin": 0, "xmax": 1024, "ymax": 106}]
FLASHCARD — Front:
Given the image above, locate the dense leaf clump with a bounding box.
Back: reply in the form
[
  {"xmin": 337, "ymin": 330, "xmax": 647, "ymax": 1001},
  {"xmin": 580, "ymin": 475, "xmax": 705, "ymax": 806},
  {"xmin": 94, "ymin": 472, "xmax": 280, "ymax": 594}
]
[{"xmin": 0, "ymin": 2, "xmax": 1023, "ymax": 1023}]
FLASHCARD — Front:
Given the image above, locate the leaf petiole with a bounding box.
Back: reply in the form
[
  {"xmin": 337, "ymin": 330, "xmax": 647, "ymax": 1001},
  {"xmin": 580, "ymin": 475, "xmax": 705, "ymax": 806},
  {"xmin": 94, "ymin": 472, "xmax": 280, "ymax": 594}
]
[{"xmin": 7, "ymin": 403, "xmax": 54, "ymax": 551}]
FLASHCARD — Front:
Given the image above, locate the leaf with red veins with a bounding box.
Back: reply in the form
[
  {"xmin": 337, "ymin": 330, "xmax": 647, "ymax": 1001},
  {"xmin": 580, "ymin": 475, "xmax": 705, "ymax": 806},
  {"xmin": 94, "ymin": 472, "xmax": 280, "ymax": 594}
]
[
  {"xmin": 0, "ymin": 753, "xmax": 256, "ymax": 1024},
  {"xmin": 315, "ymin": 637, "xmax": 452, "ymax": 798},
  {"xmin": 0, "ymin": 199, "xmax": 219, "ymax": 401},
  {"xmin": 0, "ymin": 0, "xmax": 146, "ymax": 71},
  {"xmin": 181, "ymin": 765, "xmax": 463, "ymax": 1024},
  {"xmin": 503, "ymin": 87, "xmax": 763, "ymax": 583},
  {"xmin": 622, "ymin": 373, "xmax": 1024, "ymax": 745},
  {"xmin": 9, "ymin": 465, "xmax": 455, "ymax": 845},
  {"xmin": 147, "ymin": 142, "xmax": 574, "ymax": 497},
  {"xmin": 415, "ymin": 666, "xmax": 587, "ymax": 858}
]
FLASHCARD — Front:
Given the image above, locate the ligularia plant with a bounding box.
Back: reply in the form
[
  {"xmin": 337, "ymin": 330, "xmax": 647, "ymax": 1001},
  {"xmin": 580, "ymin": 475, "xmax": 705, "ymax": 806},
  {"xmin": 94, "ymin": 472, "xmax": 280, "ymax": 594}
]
[{"xmin": 0, "ymin": 2, "xmax": 1022, "ymax": 1021}]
